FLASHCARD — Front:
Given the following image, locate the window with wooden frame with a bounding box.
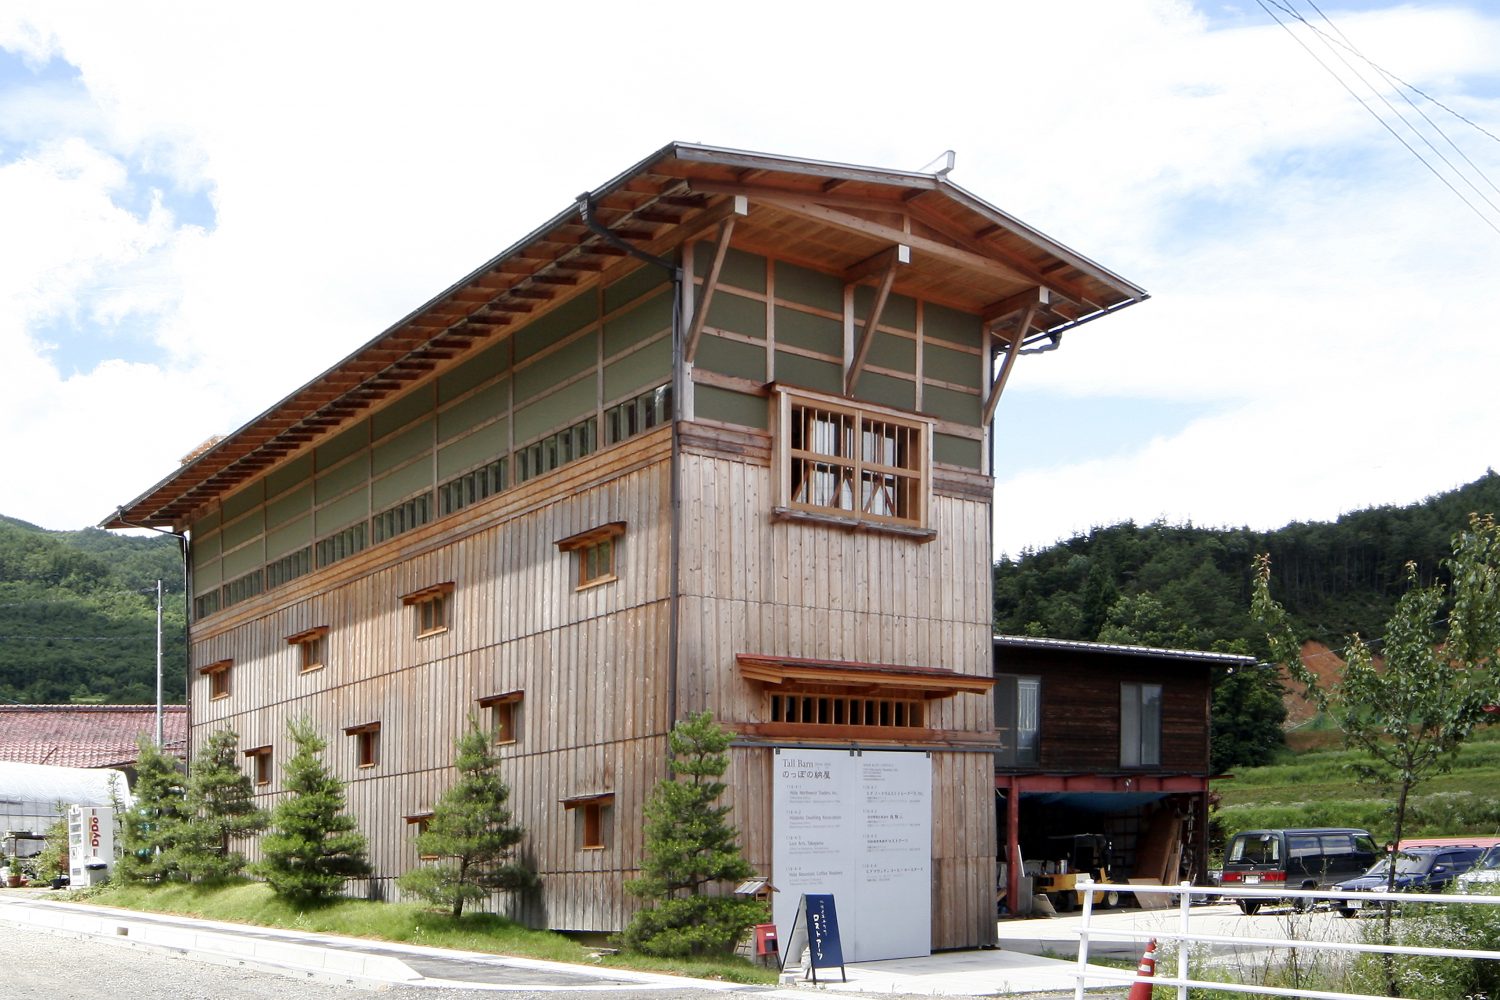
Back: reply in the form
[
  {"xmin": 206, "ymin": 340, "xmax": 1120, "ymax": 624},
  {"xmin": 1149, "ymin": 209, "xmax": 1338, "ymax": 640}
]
[
  {"xmin": 402, "ymin": 582, "xmax": 454, "ymax": 638},
  {"xmin": 405, "ymin": 812, "xmax": 439, "ymax": 860},
  {"xmin": 199, "ymin": 659, "xmax": 232, "ymax": 700},
  {"xmin": 477, "ymin": 691, "xmax": 523, "ymax": 745},
  {"xmin": 344, "ymin": 722, "xmax": 381, "ymax": 768},
  {"xmin": 555, "ymin": 522, "xmax": 625, "ymax": 590},
  {"xmin": 736, "ymin": 654, "xmax": 993, "ymax": 740},
  {"xmin": 243, "ymin": 745, "xmax": 273, "ymax": 786},
  {"xmin": 774, "ymin": 388, "xmax": 931, "ymax": 531},
  {"xmin": 562, "ymin": 793, "xmax": 613, "ymax": 851},
  {"xmin": 1120, "ymin": 682, "xmax": 1162, "ymax": 768},
  {"xmin": 285, "ymin": 625, "xmax": 330, "ymax": 673},
  {"xmin": 994, "ymin": 674, "xmax": 1041, "ymax": 768}
]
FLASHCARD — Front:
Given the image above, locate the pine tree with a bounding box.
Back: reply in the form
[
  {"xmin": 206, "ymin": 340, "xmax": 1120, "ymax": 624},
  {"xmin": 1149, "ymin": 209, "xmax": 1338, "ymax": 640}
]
[
  {"xmin": 117, "ymin": 736, "xmax": 190, "ymax": 882},
  {"xmin": 621, "ymin": 712, "xmax": 764, "ymax": 957},
  {"xmin": 174, "ymin": 729, "xmax": 267, "ymax": 881},
  {"xmin": 254, "ymin": 719, "xmax": 371, "ymax": 900},
  {"xmin": 397, "ymin": 721, "xmax": 535, "ymax": 917}
]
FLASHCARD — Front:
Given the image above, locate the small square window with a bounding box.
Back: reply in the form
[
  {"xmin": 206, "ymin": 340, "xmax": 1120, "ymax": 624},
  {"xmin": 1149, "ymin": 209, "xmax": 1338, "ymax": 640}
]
[
  {"xmin": 345, "ymin": 722, "xmax": 381, "ymax": 768},
  {"xmin": 199, "ymin": 660, "xmax": 232, "ymax": 700},
  {"xmin": 243, "ymin": 746, "xmax": 272, "ymax": 786},
  {"xmin": 286, "ymin": 626, "xmax": 330, "ymax": 673},
  {"xmin": 478, "ymin": 691, "xmax": 523, "ymax": 745},
  {"xmin": 562, "ymin": 793, "xmax": 613, "ymax": 851},
  {"xmin": 402, "ymin": 583, "xmax": 454, "ymax": 638},
  {"xmin": 556, "ymin": 523, "xmax": 625, "ymax": 591},
  {"xmin": 405, "ymin": 812, "xmax": 438, "ymax": 860}
]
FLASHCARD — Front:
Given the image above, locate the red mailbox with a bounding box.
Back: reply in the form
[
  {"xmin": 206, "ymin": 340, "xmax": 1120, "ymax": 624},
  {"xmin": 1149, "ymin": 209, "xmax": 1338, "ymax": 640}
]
[{"xmin": 754, "ymin": 923, "xmax": 778, "ymax": 957}]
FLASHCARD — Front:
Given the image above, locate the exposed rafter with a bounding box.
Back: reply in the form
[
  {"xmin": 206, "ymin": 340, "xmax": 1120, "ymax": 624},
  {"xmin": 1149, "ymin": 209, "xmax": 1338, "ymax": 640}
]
[{"xmin": 844, "ymin": 244, "xmax": 909, "ymax": 395}]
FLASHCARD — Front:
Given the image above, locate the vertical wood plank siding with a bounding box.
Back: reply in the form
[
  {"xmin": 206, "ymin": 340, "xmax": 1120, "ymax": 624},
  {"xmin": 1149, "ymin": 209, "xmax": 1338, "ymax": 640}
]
[
  {"xmin": 677, "ymin": 441, "xmax": 997, "ymax": 951},
  {"xmin": 191, "ymin": 437, "xmax": 673, "ymax": 929}
]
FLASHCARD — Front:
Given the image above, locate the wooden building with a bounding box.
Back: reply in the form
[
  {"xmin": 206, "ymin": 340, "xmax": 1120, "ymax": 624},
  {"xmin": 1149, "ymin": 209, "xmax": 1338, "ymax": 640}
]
[
  {"xmin": 105, "ymin": 144, "xmax": 1145, "ymax": 950},
  {"xmin": 993, "ymin": 635, "xmax": 1251, "ymax": 914}
]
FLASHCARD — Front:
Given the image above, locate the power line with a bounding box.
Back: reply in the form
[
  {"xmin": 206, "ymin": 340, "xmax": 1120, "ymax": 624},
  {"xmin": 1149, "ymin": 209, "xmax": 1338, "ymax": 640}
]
[{"xmin": 1255, "ymin": 0, "xmax": 1500, "ymax": 236}]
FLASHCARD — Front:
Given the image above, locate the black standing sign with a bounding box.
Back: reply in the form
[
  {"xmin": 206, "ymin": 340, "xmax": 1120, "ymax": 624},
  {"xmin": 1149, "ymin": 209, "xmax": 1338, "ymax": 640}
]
[{"xmin": 779, "ymin": 893, "xmax": 847, "ymax": 983}]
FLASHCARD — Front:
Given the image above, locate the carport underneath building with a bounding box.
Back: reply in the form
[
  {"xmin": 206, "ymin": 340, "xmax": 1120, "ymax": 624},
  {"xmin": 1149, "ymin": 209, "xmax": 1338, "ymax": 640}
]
[{"xmin": 997, "ymin": 773, "xmax": 1210, "ymax": 916}]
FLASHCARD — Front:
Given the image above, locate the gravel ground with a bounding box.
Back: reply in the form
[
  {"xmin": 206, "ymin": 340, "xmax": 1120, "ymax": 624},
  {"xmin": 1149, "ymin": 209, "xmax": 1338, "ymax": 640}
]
[{"xmin": 3, "ymin": 922, "xmax": 772, "ymax": 1000}]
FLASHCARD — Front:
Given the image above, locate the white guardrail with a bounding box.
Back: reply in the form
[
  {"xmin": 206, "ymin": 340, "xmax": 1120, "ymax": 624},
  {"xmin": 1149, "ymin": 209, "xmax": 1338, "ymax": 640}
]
[{"xmin": 1070, "ymin": 874, "xmax": 1500, "ymax": 1000}]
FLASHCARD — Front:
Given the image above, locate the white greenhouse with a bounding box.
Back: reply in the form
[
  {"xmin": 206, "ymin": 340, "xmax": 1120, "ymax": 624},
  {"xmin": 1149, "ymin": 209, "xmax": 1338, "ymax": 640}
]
[{"xmin": 0, "ymin": 760, "xmax": 132, "ymax": 856}]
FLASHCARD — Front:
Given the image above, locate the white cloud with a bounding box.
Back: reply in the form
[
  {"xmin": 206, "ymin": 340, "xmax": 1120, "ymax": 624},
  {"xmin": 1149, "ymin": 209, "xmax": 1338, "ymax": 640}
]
[{"xmin": 0, "ymin": 0, "xmax": 1496, "ymax": 546}]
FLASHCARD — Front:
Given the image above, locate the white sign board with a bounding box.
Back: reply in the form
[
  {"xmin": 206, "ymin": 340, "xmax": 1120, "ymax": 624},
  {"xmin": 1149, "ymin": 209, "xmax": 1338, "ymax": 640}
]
[{"xmin": 772, "ymin": 748, "xmax": 931, "ymax": 962}]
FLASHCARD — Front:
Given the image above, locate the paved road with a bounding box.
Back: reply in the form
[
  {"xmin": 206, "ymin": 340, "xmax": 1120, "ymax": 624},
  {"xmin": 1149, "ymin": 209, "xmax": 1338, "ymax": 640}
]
[{"xmin": 5, "ymin": 922, "xmax": 769, "ymax": 1000}]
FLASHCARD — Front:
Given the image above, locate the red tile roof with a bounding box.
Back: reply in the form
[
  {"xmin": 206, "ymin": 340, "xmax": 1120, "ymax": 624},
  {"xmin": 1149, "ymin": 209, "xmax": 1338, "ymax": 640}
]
[{"xmin": 0, "ymin": 705, "xmax": 188, "ymax": 768}]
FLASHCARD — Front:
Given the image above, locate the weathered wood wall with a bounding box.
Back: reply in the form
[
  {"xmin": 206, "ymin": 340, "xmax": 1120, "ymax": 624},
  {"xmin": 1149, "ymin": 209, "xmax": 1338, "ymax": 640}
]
[{"xmin": 192, "ymin": 431, "xmax": 675, "ymax": 928}]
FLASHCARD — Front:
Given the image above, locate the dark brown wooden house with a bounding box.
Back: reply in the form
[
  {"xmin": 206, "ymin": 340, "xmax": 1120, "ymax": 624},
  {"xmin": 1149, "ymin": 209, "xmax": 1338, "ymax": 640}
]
[
  {"xmin": 104, "ymin": 143, "xmax": 1145, "ymax": 954},
  {"xmin": 993, "ymin": 635, "xmax": 1250, "ymax": 914}
]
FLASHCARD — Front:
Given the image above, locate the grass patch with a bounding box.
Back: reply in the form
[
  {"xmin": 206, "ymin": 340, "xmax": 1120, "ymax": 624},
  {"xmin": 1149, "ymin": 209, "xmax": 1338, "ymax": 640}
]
[{"xmin": 83, "ymin": 881, "xmax": 776, "ymax": 985}]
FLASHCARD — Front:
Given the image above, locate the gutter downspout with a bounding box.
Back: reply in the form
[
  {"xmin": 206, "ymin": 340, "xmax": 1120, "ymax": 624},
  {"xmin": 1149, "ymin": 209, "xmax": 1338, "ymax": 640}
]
[{"xmin": 575, "ymin": 194, "xmax": 685, "ymax": 742}]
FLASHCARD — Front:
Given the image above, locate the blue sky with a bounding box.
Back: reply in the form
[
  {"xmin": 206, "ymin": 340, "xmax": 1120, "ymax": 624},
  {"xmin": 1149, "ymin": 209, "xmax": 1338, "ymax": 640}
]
[{"xmin": 1, "ymin": 1, "xmax": 1497, "ymax": 557}]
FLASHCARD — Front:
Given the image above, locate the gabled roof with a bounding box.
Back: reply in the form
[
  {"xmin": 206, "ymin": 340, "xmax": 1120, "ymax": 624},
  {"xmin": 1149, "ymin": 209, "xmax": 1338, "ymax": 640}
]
[
  {"xmin": 0, "ymin": 705, "xmax": 188, "ymax": 768},
  {"xmin": 994, "ymin": 634, "xmax": 1256, "ymax": 668},
  {"xmin": 105, "ymin": 142, "xmax": 1147, "ymax": 531}
]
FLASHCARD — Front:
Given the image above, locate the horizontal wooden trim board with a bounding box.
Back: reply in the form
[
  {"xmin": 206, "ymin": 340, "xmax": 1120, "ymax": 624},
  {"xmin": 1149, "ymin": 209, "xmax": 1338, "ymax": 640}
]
[
  {"xmin": 555, "ymin": 521, "xmax": 626, "ymax": 551},
  {"xmin": 736, "ymin": 653, "xmax": 994, "ymax": 695},
  {"xmin": 560, "ymin": 792, "xmax": 614, "ymax": 808},
  {"xmin": 284, "ymin": 625, "xmax": 330, "ymax": 644},
  {"xmin": 401, "ymin": 582, "xmax": 454, "ymax": 604},
  {"xmin": 477, "ymin": 690, "xmax": 523, "ymax": 707}
]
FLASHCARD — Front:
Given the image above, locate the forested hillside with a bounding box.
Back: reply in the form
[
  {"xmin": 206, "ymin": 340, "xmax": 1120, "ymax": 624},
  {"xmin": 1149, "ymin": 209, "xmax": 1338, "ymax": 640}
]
[
  {"xmin": 994, "ymin": 471, "xmax": 1500, "ymax": 770},
  {"xmin": 0, "ymin": 516, "xmax": 186, "ymax": 704}
]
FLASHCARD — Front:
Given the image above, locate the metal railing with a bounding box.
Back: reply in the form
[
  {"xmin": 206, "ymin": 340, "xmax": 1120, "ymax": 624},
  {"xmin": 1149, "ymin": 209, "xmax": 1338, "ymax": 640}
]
[{"xmin": 1071, "ymin": 874, "xmax": 1500, "ymax": 1000}]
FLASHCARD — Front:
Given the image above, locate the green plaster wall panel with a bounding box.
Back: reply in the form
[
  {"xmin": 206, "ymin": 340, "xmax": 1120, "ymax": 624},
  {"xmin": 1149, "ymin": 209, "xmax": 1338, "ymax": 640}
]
[
  {"xmin": 854, "ymin": 370, "xmax": 915, "ymax": 412},
  {"xmin": 605, "ymin": 337, "xmax": 671, "ymax": 400},
  {"xmin": 514, "ymin": 294, "xmax": 596, "ymax": 362},
  {"xmin": 266, "ymin": 514, "xmax": 313, "ymax": 560},
  {"xmin": 316, "ymin": 455, "xmax": 367, "ymax": 504},
  {"xmin": 925, "ymin": 342, "xmax": 979, "ymax": 389},
  {"xmin": 695, "ymin": 385, "xmax": 768, "ymax": 430},
  {"xmin": 924, "ymin": 384, "xmax": 981, "ymax": 426},
  {"xmin": 514, "ymin": 375, "xmax": 594, "ymax": 443},
  {"xmin": 222, "ymin": 481, "xmax": 264, "ymax": 521},
  {"xmin": 925, "ymin": 302, "xmax": 983, "ymax": 349},
  {"xmin": 221, "ymin": 509, "xmax": 264, "ymax": 552},
  {"xmin": 317, "ymin": 420, "xmax": 369, "ymax": 470},
  {"xmin": 372, "ymin": 460, "xmax": 432, "ymax": 510},
  {"xmin": 867, "ymin": 331, "xmax": 915, "ymax": 373},
  {"xmin": 721, "ymin": 247, "xmax": 768, "ymax": 293},
  {"xmin": 222, "ymin": 540, "xmax": 264, "ymax": 580},
  {"xmin": 266, "ymin": 484, "xmax": 312, "ymax": 531},
  {"xmin": 774, "ymin": 351, "xmax": 842, "ymax": 395},
  {"xmin": 194, "ymin": 559, "xmax": 221, "ymax": 592},
  {"xmin": 372, "ymin": 386, "xmax": 434, "ymax": 441},
  {"xmin": 853, "ymin": 285, "xmax": 916, "ymax": 331},
  {"xmin": 775, "ymin": 261, "xmax": 842, "ymax": 311},
  {"xmin": 438, "ymin": 378, "xmax": 508, "ymax": 443},
  {"xmin": 515, "ymin": 329, "xmax": 597, "ymax": 402},
  {"xmin": 316, "ymin": 489, "xmax": 368, "ymax": 536},
  {"xmin": 706, "ymin": 291, "xmax": 765, "ymax": 339},
  {"xmin": 372, "ymin": 417, "xmax": 433, "ymax": 477},
  {"xmin": 192, "ymin": 509, "xmax": 220, "ymax": 536},
  {"xmin": 603, "ymin": 291, "xmax": 670, "ymax": 357},
  {"xmin": 775, "ymin": 306, "xmax": 841, "ymax": 356},
  {"xmin": 696, "ymin": 333, "xmax": 766, "ymax": 382},
  {"xmin": 604, "ymin": 265, "xmax": 667, "ymax": 314},
  {"xmin": 439, "ymin": 340, "xmax": 509, "ymax": 404},
  {"xmin": 934, "ymin": 433, "xmax": 982, "ymax": 470},
  {"xmin": 266, "ymin": 453, "xmax": 313, "ymax": 499},
  {"xmin": 438, "ymin": 422, "xmax": 507, "ymax": 480}
]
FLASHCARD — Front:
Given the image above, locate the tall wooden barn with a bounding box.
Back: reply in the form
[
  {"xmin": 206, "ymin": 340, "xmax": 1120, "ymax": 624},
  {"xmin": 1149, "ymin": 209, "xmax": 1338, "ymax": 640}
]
[{"xmin": 106, "ymin": 144, "xmax": 1145, "ymax": 954}]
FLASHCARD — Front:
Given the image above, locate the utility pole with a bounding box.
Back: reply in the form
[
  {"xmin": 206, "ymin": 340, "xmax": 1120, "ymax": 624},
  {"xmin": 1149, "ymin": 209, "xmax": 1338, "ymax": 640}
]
[{"xmin": 155, "ymin": 578, "xmax": 163, "ymax": 748}]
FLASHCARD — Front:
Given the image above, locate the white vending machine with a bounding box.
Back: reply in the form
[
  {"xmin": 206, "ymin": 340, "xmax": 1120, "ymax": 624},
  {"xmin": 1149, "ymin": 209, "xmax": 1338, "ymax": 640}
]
[{"xmin": 67, "ymin": 805, "xmax": 115, "ymax": 887}]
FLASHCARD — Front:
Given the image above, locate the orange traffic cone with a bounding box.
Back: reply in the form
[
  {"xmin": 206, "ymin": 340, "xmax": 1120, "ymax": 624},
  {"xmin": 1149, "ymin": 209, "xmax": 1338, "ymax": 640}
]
[{"xmin": 1126, "ymin": 937, "xmax": 1157, "ymax": 1000}]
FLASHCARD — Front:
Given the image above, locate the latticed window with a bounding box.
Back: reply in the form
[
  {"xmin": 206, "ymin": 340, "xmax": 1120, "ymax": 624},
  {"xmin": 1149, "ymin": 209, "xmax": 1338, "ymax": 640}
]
[
  {"xmin": 605, "ymin": 383, "xmax": 671, "ymax": 445},
  {"xmin": 768, "ymin": 691, "xmax": 926, "ymax": 731},
  {"xmin": 316, "ymin": 523, "xmax": 367, "ymax": 568},
  {"xmin": 777, "ymin": 390, "xmax": 928, "ymax": 529},
  {"xmin": 372, "ymin": 493, "xmax": 432, "ymax": 543},
  {"xmin": 439, "ymin": 457, "xmax": 507, "ymax": 516},
  {"xmin": 266, "ymin": 546, "xmax": 312, "ymax": 588},
  {"xmin": 221, "ymin": 570, "xmax": 264, "ymax": 608},
  {"xmin": 514, "ymin": 418, "xmax": 597, "ymax": 485}
]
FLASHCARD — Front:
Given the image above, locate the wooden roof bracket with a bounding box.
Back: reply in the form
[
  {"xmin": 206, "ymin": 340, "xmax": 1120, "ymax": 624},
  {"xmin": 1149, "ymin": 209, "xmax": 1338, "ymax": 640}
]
[
  {"xmin": 982, "ymin": 286, "xmax": 1048, "ymax": 426},
  {"xmin": 683, "ymin": 203, "xmax": 747, "ymax": 363},
  {"xmin": 844, "ymin": 244, "xmax": 911, "ymax": 395}
]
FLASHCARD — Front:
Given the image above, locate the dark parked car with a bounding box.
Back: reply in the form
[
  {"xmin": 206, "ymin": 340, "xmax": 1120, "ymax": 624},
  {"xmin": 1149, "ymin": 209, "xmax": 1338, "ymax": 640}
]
[
  {"xmin": 1332, "ymin": 845, "xmax": 1485, "ymax": 917},
  {"xmin": 1220, "ymin": 827, "xmax": 1378, "ymax": 914}
]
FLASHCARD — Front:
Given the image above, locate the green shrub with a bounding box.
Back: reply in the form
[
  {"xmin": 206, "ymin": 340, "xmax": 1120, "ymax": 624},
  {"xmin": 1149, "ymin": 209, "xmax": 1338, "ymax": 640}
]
[{"xmin": 618, "ymin": 895, "xmax": 768, "ymax": 958}]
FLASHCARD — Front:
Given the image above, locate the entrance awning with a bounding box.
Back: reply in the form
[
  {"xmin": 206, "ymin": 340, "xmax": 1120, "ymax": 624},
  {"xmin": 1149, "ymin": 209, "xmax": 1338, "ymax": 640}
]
[{"xmin": 736, "ymin": 654, "xmax": 994, "ymax": 699}]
